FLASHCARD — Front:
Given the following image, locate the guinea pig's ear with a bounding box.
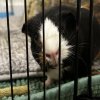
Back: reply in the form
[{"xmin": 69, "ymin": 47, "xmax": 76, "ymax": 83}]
[
  {"xmin": 61, "ymin": 12, "xmax": 76, "ymax": 32},
  {"xmin": 22, "ymin": 20, "xmax": 32, "ymax": 37},
  {"xmin": 22, "ymin": 17, "xmax": 39, "ymax": 37}
]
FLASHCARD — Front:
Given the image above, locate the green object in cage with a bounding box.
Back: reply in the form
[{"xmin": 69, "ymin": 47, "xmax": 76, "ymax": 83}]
[{"xmin": 0, "ymin": 75, "xmax": 100, "ymax": 100}]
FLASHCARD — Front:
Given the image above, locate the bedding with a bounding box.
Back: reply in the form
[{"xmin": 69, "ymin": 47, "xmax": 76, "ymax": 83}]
[{"xmin": 0, "ymin": 16, "xmax": 42, "ymax": 81}]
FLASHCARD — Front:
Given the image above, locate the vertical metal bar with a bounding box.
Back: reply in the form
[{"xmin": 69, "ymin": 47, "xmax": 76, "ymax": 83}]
[
  {"xmin": 73, "ymin": 0, "xmax": 81, "ymax": 100},
  {"xmin": 24, "ymin": 0, "xmax": 30, "ymax": 100},
  {"xmin": 42, "ymin": 0, "xmax": 46, "ymax": 100},
  {"xmin": 5, "ymin": 0, "xmax": 13, "ymax": 99},
  {"xmin": 58, "ymin": 0, "xmax": 61, "ymax": 100},
  {"xmin": 88, "ymin": 0, "xmax": 93, "ymax": 97}
]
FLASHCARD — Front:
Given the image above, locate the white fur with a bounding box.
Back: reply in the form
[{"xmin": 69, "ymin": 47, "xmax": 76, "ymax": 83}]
[
  {"xmin": 39, "ymin": 17, "xmax": 72, "ymax": 61},
  {"xmin": 39, "ymin": 17, "xmax": 72, "ymax": 80},
  {"xmin": 39, "ymin": 18, "xmax": 59, "ymax": 53},
  {"xmin": 46, "ymin": 67, "xmax": 62, "ymax": 80},
  {"xmin": 39, "ymin": 18, "xmax": 73, "ymax": 81}
]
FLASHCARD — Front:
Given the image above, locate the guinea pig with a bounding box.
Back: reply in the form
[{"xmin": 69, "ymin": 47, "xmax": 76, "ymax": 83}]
[{"xmin": 22, "ymin": 5, "xmax": 100, "ymax": 87}]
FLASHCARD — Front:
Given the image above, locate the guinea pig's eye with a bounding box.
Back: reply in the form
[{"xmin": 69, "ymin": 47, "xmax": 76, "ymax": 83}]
[{"xmin": 46, "ymin": 54, "xmax": 50, "ymax": 58}]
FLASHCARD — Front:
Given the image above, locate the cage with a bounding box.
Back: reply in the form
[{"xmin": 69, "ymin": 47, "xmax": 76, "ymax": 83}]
[{"xmin": 0, "ymin": 0, "xmax": 100, "ymax": 100}]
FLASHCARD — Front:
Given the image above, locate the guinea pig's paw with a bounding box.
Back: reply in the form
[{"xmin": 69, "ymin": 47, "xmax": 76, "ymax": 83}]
[
  {"xmin": 45, "ymin": 80, "xmax": 51, "ymax": 87},
  {"xmin": 45, "ymin": 78, "xmax": 53, "ymax": 87},
  {"xmin": 41, "ymin": 78, "xmax": 53, "ymax": 88}
]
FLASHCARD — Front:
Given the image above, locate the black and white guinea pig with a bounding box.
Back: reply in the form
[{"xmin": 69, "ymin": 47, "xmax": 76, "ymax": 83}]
[{"xmin": 22, "ymin": 5, "xmax": 100, "ymax": 86}]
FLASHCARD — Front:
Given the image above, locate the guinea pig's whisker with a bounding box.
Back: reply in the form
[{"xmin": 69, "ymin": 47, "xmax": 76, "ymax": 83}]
[
  {"xmin": 35, "ymin": 57, "xmax": 43, "ymax": 60},
  {"xmin": 78, "ymin": 42, "xmax": 88, "ymax": 46},
  {"xmin": 68, "ymin": 32, "xmax": 75, "ymax": 40},
  {"xmin": 71, "ymin": 42, "xmax": 88, "ymax": 48},
  {"xmin": 32, "ymin": 51, "xmax": 43, "ymax": 56},
  {"xmin": 71, "ymin": 52, "xmax": 88, "ymax": 67},
  {"xmin": 34, "ymin": 38, "xmax": 42, "ymax": 47},
  {"xmin": 69, "ymin": 34, "xmax": 76, "ymax": 43}
]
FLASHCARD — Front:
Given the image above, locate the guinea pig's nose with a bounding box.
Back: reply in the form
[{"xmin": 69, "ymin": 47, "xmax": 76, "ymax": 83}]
[{"xmin": 51, "ymin": 54, "xmax": 58, "ymax": 66}]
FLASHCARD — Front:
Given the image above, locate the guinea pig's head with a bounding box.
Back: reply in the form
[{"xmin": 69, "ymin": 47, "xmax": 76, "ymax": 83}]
[{"xmin": 22, "ymin": 7, "xmax": 76, "ymax": 69}]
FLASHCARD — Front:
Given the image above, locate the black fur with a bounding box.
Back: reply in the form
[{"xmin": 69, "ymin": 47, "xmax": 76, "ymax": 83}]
[{"xmin": 22, "ymin": 6, "xmax": 100, "ymax": 80}]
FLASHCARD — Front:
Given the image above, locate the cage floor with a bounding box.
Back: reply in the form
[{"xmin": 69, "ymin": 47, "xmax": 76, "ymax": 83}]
[
  {"xmin": 0, "ymin": 16, "xmax": 43, "ymax": 81},
  {"xmin": 0, "ymin": 75, "xmax": 100, "ymax": 100}
]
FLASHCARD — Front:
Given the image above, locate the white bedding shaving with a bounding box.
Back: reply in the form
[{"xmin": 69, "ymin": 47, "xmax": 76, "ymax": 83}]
[{"xmin": 0, "ymin": 16, "xmax": 42, "ymax": 81}]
